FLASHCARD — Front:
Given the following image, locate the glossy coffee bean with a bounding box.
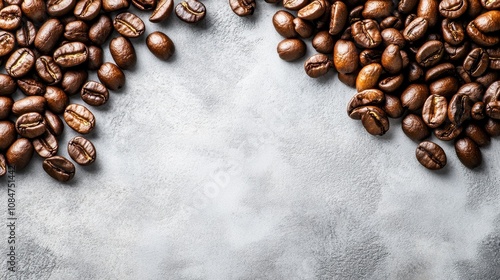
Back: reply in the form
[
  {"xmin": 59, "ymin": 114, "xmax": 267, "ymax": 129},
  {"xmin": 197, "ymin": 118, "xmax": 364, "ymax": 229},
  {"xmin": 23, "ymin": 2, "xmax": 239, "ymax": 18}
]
[
  {"xmin": 448, "ymin": 93, "xmax": 472, "ymax": 125},
  {"xmin": 0, "ymin": 121, "xmax": 16, "ymax": 150},
  {"xmin": 32, "ymin": 131, "xmax": 58, "ymax": 158},
  {"xmin": 5, "ymin": 48, "xmax": 35, "ymax": 78},
  {"xmin": 416, "ymin": 40, "xmax": 444, "ymax": 67},
  {"xmin": 21, "ymin": 0, "xmax": 47, "ymax": 23},
  {"xmin": 114, "ymin": 12, "xmax": 145, "ymax": 38},
  {"xmin": 347, "ymin": 89, "xmax": 385, "ymax": 116},
  {"xmin": 283, "ymin": 0, "xmax": 308, "ymax": 10},
  {"xmin": 230, "ymin": 0, "xmax": 255, "ymax": 16},
  {"xmin": 110, "ymin": 36, "xmax": 136, "ymax": 70},
  {"xmin": 175, "ymin": 0, "xmax": 206, "ymax": 23},
  {"xmin": 68, "ymin": 136, "xmax": 96, "ymax": 165},
  {"xmin": 463, "ymin": 48, "xmax": 489, "ymax": 77},
  {"xmin": 17, "ymin": 78, "xmax": 46, "ymax": 96},
  {"xmin": 0, "ymin": 97, "xmax": 13, "ymax": 120},
  {"xmin": 12, "ymin": 96, "xmax": 46, "ymax": 116},
  {"xmin": 402, "ymin": 114, "xmax": 430, "ymax": 141},
  {"xmin": 484, "ymin": 118, "xmax": 500, "ymax": 136},
  {"xmin": 381, "ymin": 28, "xmax": 405, "ymax": 48},
  {"xmin": 466, "ymin": 12, "xmax": 500, "ymax": 47},
  {"xmin": 0, "ymin": 74, "xmax": 16, "ymax": 95},
  {"xmin": 47, "ymin": 0, "xmax": 76, "ymax": 16},
  {"xmin": 400, "ymin": 84, "xmax": 429, "ymax": 111},
  {"xmin": 417, "ymin": 0, "xmax": 438, "ymax": 27},
  {"xmin": 356, "ymin": 63, "xmax": 382, "ymax": 92},
  {"xmin": 81, "ymin": 81, "xmax": 109, "ymax": 106},
  {"xmin": 360, "ymin": 106, "xmax": 389, "ymax": 136},
  {"xmin": 312, "ymin": 31, "xmax": 334, "ymax": 54},
  {"xmin": 399, "ymin": 0, "xmax": 418, "ymax": 14},
  {"xmin": 6, "ymin": 138, "xmax": 34, "ymax": 170},
  {"xmin": 362, "ymin": 0, "xmax": 393, "ymax": 20},
  {"xmin": 429, "ymin": 76, "xmax": 459, "ymax": 98},
  {"xmin": 441, "ymin": 19, "xmax": 464, "ymax": 46},
  {"xmin": 44, "ymin": 110, "xmax": 64, "ymax": 136},
  {"xmin": 444, "ymin": 42, "xmax": 469, "ymax": 61},
  {"xmin": 62, "ymin": 70, "xmax": 88, "ymax": 95},
  {"xmin": 435, "ymin": 122, "xmax": 462, "ymax": 141},
  {"xmin": 457, "ymin": 82, "xmax": 484, "ymax": 103},
  {"xmin": 422, "ymin": 95, "xmax": 447, "ymax": 128},
  {"xmin": 53, "ymin": 42, "xmax": 88, "ymax": 68},
  {"xmin": 471, "ymin": 101, "xmax": 486, "ymax": 120},
  {"xmin": 380, "ymin": 16, "xmax": 404, "ymax": 30},
  {"xmin": 64, "ymin": 20, "xmax": 90, "ymax": 43},
  {"xmin": 378, "ymin": 74, "xmax": 404, "ymax": 93},
  {"xmin": 333, "ymin": 40, "xmax": 358, "ymax": 74},
  {"xmin": 36, "ymin": 56, "xmax": 62, "ymax": 85},
  {"xmin": 277, "ymin": 38, "xmax": 306, "ymax": 61},
  {"xmin": 16, "ymin": 112, "xmax": 46, "ymax": 138},
  {"xmin": 359, "ymin": 50, "xmax": 381, "ymax": 67},
  {"xmin": 304, "ymin": 54, "xmax": 331, "ymax": 78},
  {"xmin": 338, "ymin": 72, "xmax": 358, "ymax": 88},
  {"xmin": 0, "ymin": 5, "xmax": 22, "ymax": 31},
  {"xmin": 351, "ymin": 19, "xmax": 382, "ymax": 49},
  {"xmin": 416, "ymin": 141, "xmax": 446, "ymax": 170},
  {"xmin": 131, "ymin": 0, "xmax": 155, "ymax": 10},
  {"xmin": 381, "ymin": 44, "xmax": 402, "ymax": 74},
  {"xmin": 74, "ymin": 0, "xmax": 101, "ymax": 21},
  {"xmin": 15, "ymin": 21, "xmax": 36, "ymax": 47},
  {"xmin": 486, "ymin": 101, "xmax": 500, "ymax": 119},
  {"xmin": 87, "ymin": 45, "xmax": 103, "ymax": 70},
  {"xmin": 89, "ymin": 14, "xmax": 113, "ymax": 45},
  {"xmin": 455, "ymin": 137, "xmax": 482, "ymax": 168},
  {"xmin": 297, "ymin": 0, "xmax": 328, "ymax": 21},
  {"xmin": 383, "ymin": 94, "xmax": 404, "ymax": 118},
  {"xmin": 102, "ymin": 0, "xmax": 130, "ymax": 12},
  {"xmin": 425, "ymin": 63, "xmax": 455, "ymax": 82},
  {"xmin": 34, "ymin": 18, "xmax": 64, "ymax": 54},
  {"xmin": 43, "ymin": 156, "xmax": 75, "ymax": 182},
  {"xmin": 64, "ymin": 103, "xmax": 95, "ymax": 134},
  {"xmin": 0, "ymin": 31, "xmax": 15, "ymax": 57},
  {"xmin": 146, "ymin": 31, "xmax": 175, "ymax": 60},
  {"xmin": 465, "ymin": 123, "xmax": 490, "ymax": 147},
  {"xmin": 439, "ymin": 0, "xmax": 467, "ymax": 19},
  {"xmin": 403, "ymin": 17, "xmax": 428, "ymax": 42},
  {"xmin": 45, "ymin": 86, "xmax": 69, "ymax": 114},
  {"xmin": 97, "ymin": 63, "xmax": 125, "ymax": 90},
  {"xmin": 150, "ymin": 0, "xmax": 174, "ymax": 23},
  {"xmin": 329, "ymin": 1, "xmax": 347, "ymax": 36},
  {"xmin": 273, "ymin": 10, "xmax": 296, "ymax": 38}
]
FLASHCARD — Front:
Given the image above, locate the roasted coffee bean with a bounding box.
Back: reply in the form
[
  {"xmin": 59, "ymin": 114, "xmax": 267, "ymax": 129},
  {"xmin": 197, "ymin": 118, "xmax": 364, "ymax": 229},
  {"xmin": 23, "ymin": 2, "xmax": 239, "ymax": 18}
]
[
  {"xmin": 439, "ymin": 0, "xmax": 467, "ymax": 19},
  {"xmin": 44, "ymin": 110, "xmax": 64, "ymax": 136},
  {"xmin": 81, "ymin": 81, "xmax": 109, "ymax": 106},
  {"xmin": 417, "ymin": 0, "xmax": 438, "ymax": 27},
  {"xmin": 471, "ymin": 101, "xmax": 486, "ymax": 120},
  {"xmin": 0, "ymin": 5, "xmax": 22, "ymax": 31},
  {"xmin": 15, "ymin": 21, "xmax": 36, "ymax": 48},
  {"xmin": 74, "ymin": 0, "xmax": 101, "ymax": 21},
  {"xmin": 68, "ymin": 136, "xmax": 96, "ymax": 165},
  {"xmin": 483, "ymin": 81, "xmax": 500, "ymax": 103},
  {"xmin": 481, "ymin": 0, "xmax": 500, "ymax": 9},
  {"xmin": 312, "ymin": 31, "xmax": 334, "ymax": 54},
  {"xmin": 21, "ymin": 0, "xmax": 47, "ymax": 23},
  {"xmin": 402, "ymin": 114, "xmax": 430, "ymax": 141},
  {"xmin": 36, "ymin": 56, "xmax": 62, "ymax": 85},
  {"xmin": 0, "ymin": 30, "xmax": 15, "ymax": 57},
  {"xmin": 33, "ymin": 131, "xmax": 58, "ymax": 158},
  {"xmin": 230, "ymin": 0, "xmax": 255, "ymax": 16},
  {"xmin": 64, "ymin": 20, "xmax": 90, "ymax": 43},
  {"xmin": 175, "ymin": 0, "xmax": 206, "ymax": 23},
  {"xmin": 455, "ymin": 137, "xmax": 482, "ymax": 168},
  {"xmin": 416, "ymin": 141, "xmax": 447, "ymax": 170},
  {"xmin": 435, "ymin": 122, "xmax": 462, "ymax": 141},
  {"xmin": 114, "ymin": 12, "xmax": 145, "ymax": 38},
  {"xmin": 110, "ymin": 36, "xmax": 136, "ymax": 70},
  {"xmin": 465, "ymin": 123, "xmax": 490, "ymax": 147},
  {"xmin": 356, "ymin": 63, "xmax": 383, "ymax": 92},
  {"xmin": 43, "ymin": 156, "xmax": 75, "ymax": 182},
  {"xmin": 378, "ymin": 74, "xmax": 404, "ymax": 93},
  {"xmin": 273, "ymin": 10, "xmax": 297, "ymax": 38},
  {"xmin": 0, "ymin": 74, "xmax": 16, "ymax": 95},
  {"xmin": 293, "ymin": 18, "xmax": 314, "ymax": 38},
  {"xmin": 381, "ymin": 44, "xmax": 402, "ymax": 74},
  {"xmin": 102, "ymin": 0, "xmax": 130, "ymax": 12},
  {"xmin": 35, "ymin": 18, "xmax": 64, "ymax": 54},
  {"xmin": 333, "ymin": 40, "xmax": 358, "ymax": 74},
  {"xmin": 360, "ymin": 106, "xmax": 389, "ymax": 136},
  {"xmin": 380, "ymin": 16, "xmax": 404, "ymax": 30},
  {"xmin": 484, "ymin": 118, "xmax": 500, "ymax": 136},
  {"xmin": 5, "ymin": 48, "xmax": 35, "ymax": 78},
  {"xmin": 404, "ymin": 14, "xmax": 418, "ymax": 27},
  {"xmin": 456, "ymin": 66, "xmax": 473, "ymax": 83},
  {"xmin": 383, "ymin": 94, "xmax": 404, "ymax": 118},
  {"xmin": 0, "ymin": 97, "xmax": 13, "ymax": 120},
  {"xmin": 466, "ymin": 12, "xmax": 500, "ymax": 47},
  {"xmin": 97, "ymin": 63, "xmax": 125, "ymax": 90},
  {"xmin": 47, "ymin": 0, "xmax": 76, "ymax": 16},
  {"xmin": 463, "ymin": 48, "xmax": 489, "ymax": 77},
  {"xmin": 351, "ymin": 19, "xmax": 382, "ymax": 49},
  {"xmin": 403, "ymin": 17, "xmax": 428, "ymax": 42},
  {"xmin": 349, "ymin": 6, "xmax": 363, "ymax": 24},
  {"xmin": 16, "ymin": 112, "xmax": 46, "ymax": 138},
  {"xmin": 64, "ymin": 103, "xmax": 95, "ymax": 134},
  {"xmin": 448, "ymin": 93, "xmax": 472, "ymax": 125},
  {"xmin": 475, "ymin": 71, "xmax": 499, "ymax": 89},
  {"xmin": 277, "ymin": 38, "xmax": 306, "ymax": 61},
  {"xmin": 17, "ymin": 78, "xmax": 45, "ymax": 96},
  {"xmin": 53, "ymin": 42, "xmax": 88, "ymax": 68},
  {"xmin": 381, "ymin": 28, "xmax": 405, "ymax": 48},
  {"xmin": 283, "ymin": 0, "xmax": 309, "ymax": 10},
  {"xmin": 304, "ymin": 54, "xmax": 331, "ymax": 78},
  {"xmin": 87, "ymin": 45, "xmax": 103, "ymax": 70},
  {"xmin": 486, "ymin": 101, "xmax": 500, "ymax": 119},
  {"xmin": 45, "ymin": 86, "xmax": 69, "ymax": 114},
  {"xmin": 416, "ymin": 40, "xmax": 444, "ymax": 67},
  {"xmin": 347, "ymin": 89, "xmax": 385, "ymax": 116},
  {"xmin": 401, "ymin": 84, "xmax": 429, "ymax": 111},
  {"xmin": 359, "ymin": 50, "xmax": 381, "ymax": 66},
  {"xmin": 425, "ymin": 63, "xmax": 455, "ymax": 82},
  {"xmin": 362, "ymin": 0, "xmax": 393, "ymax": 20},
  {"xmin": 441, "ymin": 19, "xmax": 464, "ymax": 46},
  {"xmin": 297, "ymin": 0, "xmax": 328, "ymax": 21},
  {"xmin": 0, "ymin": 121, "xmax": 16, "ymax": 150},
  {"xmin": 429, "ymin": 76, "xmax": 459, "ymax": 98},
  {"xmin": 487, "ymin": 48, "xmax": 500, "ymax": 70},
  {"xmin": 62, "ymin": 70, "xmax": 88, "ymax": 95},
  {"xmin": 150, "ymin": 0, "xmax": 174, "ymax": 22},
  {"xmin": 338, "ymin": 71, "xmax": 358, "ymax": 88},
  {"xmin": 6, "ymin": 138, "xmax": 34, "ymax": 170},
  {"xmin": 89, "ymin": 14, "xmax": 113, "ymax": 45},
  {"xmin": 12, "ymin": 96, "xmax": 46, "ymax": 116},
  {"xmin": 131, "ymin": 0, "xmax": 155, "ymax": 10},
  {"xmin": 444, "ymin": 42, "xmax": 470, "ymax": 61},
  {"xmin": 146, "ymin": 31, "xmax": 175, "ymax": 61},
  {"xmin": 329, "ymin": 1, "xmax": 347, "ymax": 35},
  {"xmin": 457, "ymin": 82, "xmax": 483, "ymax": 102},
  {"xmin": 399, "ymin": 0, "xmax": 418, "ymax": 13},
  {"xmin": 422, "ymin": 95, "xmax": 447, "ymax": 128},
  {"xmin": 340, "ymin": 26, "xmax": 352, "ymax": 40},
  {"xmin": 0, "ymin": 154, "xmax": 6, "ymax": 177},
  {"xmin": 408, "ymin": 62, "xmax": 424, "ymax": 82},
  {"xmin": 468, "ymin": 0, "xmax": 482, "ymax": 17}
]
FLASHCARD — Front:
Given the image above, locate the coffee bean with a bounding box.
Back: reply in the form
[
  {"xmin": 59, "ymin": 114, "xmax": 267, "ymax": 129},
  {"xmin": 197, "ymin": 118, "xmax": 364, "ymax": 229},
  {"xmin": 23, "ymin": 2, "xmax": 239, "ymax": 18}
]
[
  {"xmin": 21, "ymin": 0, "xmax": 47, "ymax": 23},
  {"xmin": 0, "ymin": 97, "xmax": 13, "ymax": 120},
  {"xmin": 150, "ymin": 0, "xmax": 174, "ymax": 22},
  {"xmin": 381, "ymin": 44, "xmax": 402, "ymax": 74},
  {"xmin": 425, "ymin": 63, "xmax": 455, "ymax": 82},
  {"xmin": 481, "ymin": 0, "xmax": 500, "ymax": 9},
  {"xmin": 333, "ymin": 40, "xmax": 358, "ymax": 74},
  {"xmin": 403, "ymin": 17, "xmax": 428, "ymax": 42},
  {"xmin": 0, "ymin": 74, "xmax": 16, "ymax": 95},
  {"xmin": 349, "ymin": 6, "xmax": 363, "ymax": 24},
  {"xmin": 64, "ymin": 103, "xmax": 95, "ymax": 134},
  {"xmin": 441, "ymin": 19, "xmax": 464, "ymax": 46},
  {"xmin": 471, "ymin": 101, "xmax": 486, "ymax": 120},
  {"xmin": 283, "ymin": 0, "xmax": 309, "ymax": 10},
  {"xmin": 356, "ymin": 63, "xmax": 382, "ymax": 92},
  {"xmin": 62, "ymin": 70, "xmax": 88, "ymax": 95},
  {"xmin": 16, "ymin": 112, "xmax": 46, "ymax": 139},
  {"xmin": 110, "ymin": 36, "xmax": 136, "ymax": 69},
  {"xmin": 484, "ymin": 81, "xmax": 500, "ymax": 103},
  {"xmin": 146, "ymin": 31, "xmax": 175, "ymax": 61},
  {"xmin": 465, "ymin": 123, "xmax": 490, "ymax": 147},
  {"xmin": 398, "ymin": 0, "xmax": 418, "ymax": 14},
  {"xmin": 0, "ymin": 30, "xmax": 15, "ymax": 57},
  {"xmin": 277, "ymin": 38, "xmax": 306, "ymax": 61},
  {"xmin": 347, "ymin": 89, "xmax": 385, "ymax": 117},
  {"xmin": 476, "ymin": 71, "xmax": 499, "ymax": 89},
  {"xmin": 0, "ymin": 121, "xmax": 16, "ymax": 150},
  {"xmin": 102, "ymin": 0, "xmax": 129, "ymax": 12},
  {"xmin": 380, "ymin": 16, "xmax": 404, "ymax": 30},
  {"xmin": 6, "ymin": 138, "xmax": 34, "ymax": 170},
  {"xmin": 47, "ymin": 0, "xmax": 76, "ymax": 16},
  {"xmin": 312, "ymin": 31, "xmax": 334, "ymax": 54},
  {"xmin": 89, "ymin": 14, "xmax": 113, "ymax": 45},
  {"xmin": 439, "ymin": 0, "xmax": 467, "ymax": 19},
  {"xmin": 351, "ymin": 19, "xmax": 382, "ymax": 49},
  {"xmin": 383, "ymin": 94, "xmax": 404, "ymax": 118},
  {"xmin": 114, "ymin": 12, "xmax": 145, "ymax": 38},
  {"xmin": 230, "ymin": 0, "xmax": 256, "ymax": 17},
  {"xmin": 45, "ymin": 86, "xmax": 69, "ymax": 114},
  {"xmin": 87, "ymin": 45, "xmax": 103, "ymax": 70},
  {"xmin": 417, "ymin": 0, "xmax": 439, "ymax": 27},
  {"xmin": 444, "ymin": 42, "xmax": 469, "ymax": 61},
  {"xmin": 132, "ymin": 0, "xmax": 156, "ymax": 10},
  {"xmin": 17, "ymin": 78, "xmax": 46, "ymax": 96},
  {"xmin": 35, "ymin": 56, "xmax": 62, "ymax": 85},
  {"xmin": 5, "ymin": 48, "xmax": 35, "ymax": 78},
  {"xmin": 434, "ymin": 121, "xmax": 462, "ymax": 141},
  {"xmin": 466, "ymin": 12, "xmax": 500, "ymax": 47},
  {"xmin": 298, "ymin": 0, "xmax": 328, "ymax": 21},
  {"xmin": 484, "ymin": 118, "xmax": 500, "ymax": 136},
  {"xmin": 402, "ymin": 114, "xmax": 430, "ymax": 141},
  {"xmin": 175, "ymin": 0, "xmax": 206, "ymax": 23},
  {"xmin": 273, "ymin": 10, "xmax": 296, "ymax": 38},
  {"xmin": 463, "ymin": 48, "xmax": 489, "ymax": 77},
  {"xmin": 448, "ymin": 93, "xmax": 472, "ymax": 125},
  {"xmin": 74, "ymin": 0, "xmax": 101, "ymax": 21},
  {"xmin": 362, "ymin": 0, "xmax": 393, "ymax": 20},
  {"xmin": 400, "ymin": 84, "xmax": 429, "ymax": 111},
  {"xmin": 360, "ymin": 106, "xmax": 390, "ymax": 135},
  {"xmin": 422, "ymin": 95, "xmax": 447, "ymax": 128},
  {"xmin": 12, "ymin": 96, "xmax": 46, "ymax": 116},
  {"xmin": 15, "ymin": 21, "xmax": 36, "ymax": 48},
  {"xmin": 486, "ymin": 101, "xmax": 500, "ymax": 119},
  {"xmin": 359, "ymin": 49, "xmax": 381, "ymax": 67},
  {"xmin": 378, "ymin": 74, "xmax": 404, "ymax": 93},
  {"xmin": 416, "ymin": 40, "xmax": 444, "ymax": 67},
  {"xmin": 429, "ymin": 76, "xmax": 459, "ymax": 98},
  {"xmin": 416, "ymin": 141, "xmax": 447, "ymax": 170},
  {"xmin": 457, "ymin": 82, "xmax": 484, "ymax": 103},
  {"xmin": 33, "ymin": 131, "xmax": 58, "ymax": 158},
  {"xmin": 304, "ymin": 54, "xmax": 331, "ymax": 78},
  {"xmin": 64, "ymin": 20, "xmax": 90, "ymax": 43},
  {"xmin": 81, "ymin": 81, "xmax": 109, "ymax": 106},
  {"xmin": 455, "ymin": 137, "xmax": 482, "ymax": 168},
  {"xmin": 0, "ymin": 5, "xmax": 22, "ymax": 31},
  {"xmin": 97, "ymin": 63, "xmax": 125, "ymax": 91},
  {"xmin": 338, "ymin": 71, "xmax": 358, "ymax": 88},
  {"xmin": 68, "ymin": 136, "xmax": 96, "ymax": 165},
  {"xmin": 293, "ymin": 18, "xmax": 314, "ymax": 38},
  {"xmin": 43, "ymin": 156, "xmax": 75, "ymax": 182},
  {"xmin": 381, "ymin": 28, "xmax": 405, "ymax": 48},
  {"xmin": 53, "ymin": 42, "xmax": 88, "ymax": 68},
  {"xmin": 408, "ymin": 62, "xmax": 424, "ymax": 83},
  {"xmin": 35, "ymin": 18, "xmax": 64, "ymax": 54},
  {"xmin": 329, "ymin": 1, "xmax": 348, "ymax": 35}
]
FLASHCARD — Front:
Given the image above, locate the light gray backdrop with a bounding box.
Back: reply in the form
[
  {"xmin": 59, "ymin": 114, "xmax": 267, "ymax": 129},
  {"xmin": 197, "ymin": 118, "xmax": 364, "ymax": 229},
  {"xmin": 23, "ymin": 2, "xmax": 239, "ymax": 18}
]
[{"xmin": 2, "ymin": 1, "xmax": 500, "ymax": 279}]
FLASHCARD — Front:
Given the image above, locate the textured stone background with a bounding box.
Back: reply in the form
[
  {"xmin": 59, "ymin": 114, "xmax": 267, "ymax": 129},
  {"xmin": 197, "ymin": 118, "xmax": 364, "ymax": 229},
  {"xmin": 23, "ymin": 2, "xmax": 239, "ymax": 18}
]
[{"xmin": 2, "ymin": 1, "xmax": 500, "ymax": 279}]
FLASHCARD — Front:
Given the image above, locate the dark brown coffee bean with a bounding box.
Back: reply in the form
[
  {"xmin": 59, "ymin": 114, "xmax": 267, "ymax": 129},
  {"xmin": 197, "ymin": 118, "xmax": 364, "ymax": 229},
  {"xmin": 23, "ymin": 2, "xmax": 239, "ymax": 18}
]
[
  {"xmin": 0, "ymin": 5, "xmax": 22, "ymax": 31},
  {"xmin": 63, "ymin": 20, "xmax": 89, "ymax": 43},
  {"xmin": 43, "ymin": 156, "xmax": 75, "ymax": 182},
  {"xmin": 64, "ymin": 103, "xmax": 95, "ymax": 134},
  {"xmin": 399, "ymin": 0, "xmax": 418, "ymax": 13},
  {"xmin": 333, "ymin": 40, "xmax": 358, "ymax": 74},
  {"xmin": 481, "ymin": 0, "xmax": 500, "ymax": 9},
  {"xmin": 35, "ymin": 56, "xmax": 62, "ymax": 85},
  {"xmin": 401, "ymin": 84, "xmax": 429, "ymax": 111},
  {"xmin": 283, "ymin": 0, "xmax": 308, "ymax": 10},
  {"xmin": 0, "ymin": 121, "xmax": 16, "ymax": 150},
  {"xmin": 402, "ymin": 114, "xmax": 430, "ymax": 141},
  {"xmin": 463, "ymin": 48, "xmax": 489, "ymax": 77},
  {"xmin": 408, "ymin": 62, "xmax": 424, "ymax": 82},
  {"xmin": 455, "ymin": 137, "xmax": 482, "ymax": 168},
  {"xmin": 35, "ymin": 18, "xmax": 64, "ymax": 54},
  {"xmin": 89, "ymin": 14, "xmax": 113, "ymax": 45},
  {"xmin": 457, "ymin": 82, "xmax": 484, "ymax": 103},
  {"xmin": 434, "ymin": 122, "xmax": 462, "ymax": 141},
  {"xmin": 102, "ymin": 0, "xmax": 129, "ymax": 12},
  {"xmin": 441, "ymin": 19, "xmax": 464, "ymax": 46},
  {"xmin": 425, "ymin": 63, "xmax": 455, "ymax": 82},
  {"xmin": 81, "ymin": 81, "xmax": 109, "ymax": 106},
  {"xmin": 378, "ymin": 74, "xmax": 404, "ymax": 93},
  {"xmin": 0, "ymin": 74, "xmax": 16, "ymax": 95},
  {"xmin": 422, "ymin": 95, "xmax": 447, "ymax": 128},
  {"xmin": 382, "ymin": 94, "xmax": 404, "ymax": 118},
  {"xmin": 444, "ymin": 42, "xmax": 470, "ymax": 61},
  {"xmin": 362, "ymin": 0, "xmax": 393, "ymax": 20},
  {"xmin": 304, "ymin": 54, "xmax": 331, "ymax": 78},
  {"xmin": 68, "ymin": 136, "xmax": 96, "ymax": 165},
  {"xmin": 356, "ymin": 63, "xmax": 383, "ymax": 92},
  {"xmin": 439, "ymin": 0, "xmax": 467, "ymax": 19},
  {"xmin": 146, "ymin": 31, "xmax": 175, "ymax": 61},
  {"xmin": 12, "ymin": 96, "xmax": 46, "ymax": 116},
  {"xmin": 361, "ymin": 106, "xmax": 390, "ymax": 136},
  {"xmin": 470, "ymin": 11, "xmax": 500, "ymax": 33},
  {"xmin": 359, "ymin": 49, "xmax": 382, "ymax": 67},
  {"xmin": 17, "ymin": 78, "xmax": 45, "ymax": 96},
  {"xmin": 416, "ymin": 40, "xmax": 444, "ymax": 67},
  {"xmin": 110, "ymin": 36, "xmax": 136, "ymax": 70},
  {"xmin": 53, "ymin": 42, "xmax": 88, "ymax": 68},
  {"xmin": 456, "ymin": 66, "xmax": 473, "ymax": 83},
  {"xmin": 0, "ymin": 97, "xmax": 13, "ymax": 120},
  {"xmin": 475, "ymin": 71, "xmax": 499, "ymax": 89},
  {"xmin": 114, "ymin": 12, "xmax": 145, "ymax": 38},
  {"xmin": 471, "ymin": 101, "xmax": 486, "ymax": 120},
  {"xmin": 338, "ymin": 71, "xmax": 358, "ymax": 88},
  {"xmin": 21, "ymin": 0, "xmax": 47, "ymax": 23},
  {"xmin": 62, "ymin": 70, "xmax": 88, "ymax": 95},
  {"xmin": 175, "ymin": 0, "xmax": 206, "ymax": 23},
  {"xmin": 484, "ymin": 118, "xmax": 500, "ymax": 136},
  {"xmin": 466, "ymin": 13, "xmax": 500, "ymax": 47},
  {"xmin": 381, "ymin": 44, "xmax": 402, "ymax": 74},
  {"xmin": 417, "ymin": 0, "xmax": 438, "ymax": 27},
  {"xmin": 448, "ymin": 93, "xmax": 472, "ymax": 125},
  {"xmin": 312, "ymin": 31, "xmax": 334, "ymax": 54},
  {"xmin": 380, "ymin": 16, "xmax": 404, "ymax": 30},
  {"xmin": 16, "ymin": 112, "xmax": 46, "ymax": 138},
  {"xmin": 6, "ymin": 138, "xmax": 33, "ymax": 169},
  {"xmin": 47, "ymin": 0, "xmax": 76, "ymax": 16},
  {"xmin": 5, "ymin": 48, "xmax": 35, "ymax": 78},
  {"xmin": 293, "ymin": 18, "xmax": 314, "ymax": 38},
  {"xmin": 33, "ymin": 131, "xmax": 58, "ymax": 158},
  {"xmin": 429, "ymin": 76, "xmax": 459, "ymax": 98},
  {"xmin": 277, "ymin": 38, "xmax": 306, "ymax": 62},
  {"xmin": 0, "ymin": 30, "xmax": 15, "ymax": 57},
  {"xmin": 483, "ymin": 81, "xmax": 500, "ymax": 103},
  {"xmin": 43, "ymin": 110, "xmax": 63, "ymax": 137},
  {"xmin": 403, "ymin": 17, "xmax": 428, "ymax": 42},
  {"xmin": 465, "ymin": 123, "xmax": 490, "ymax": 147},
  {"xmin": 74, "ymin": 0, "xmax": 101, "ymax": 21},
  {"xmin": 150, "ymin": 0, "xmax": 173, "ymax": 22},
  {"xmin": 86, "ymin": 45, "xmax": 103, "ymax": 70},
  {"xmin": 273, "ymin": 10, "xmax": 297, "ymax": 38},
  {"xmin": 15, "ymin": 21, "xmax": 36, "ymax": 48},
  {"xmin": 297, "ymin": 0, "xmax": 328, "ymax": 21},
  {"xmin": 230, "ymin": 0, "xmax": 255, "ymax": 16},
  {"xmin": 347, "ymin": 89, "xmax": 385, "ymax": 116},
  {"xmin": 349, "ymin": 5, "xmax": 363, "ymax": 24},
  {"xmin": 97, "ymin": 63, "xmax": 125, "ymax": 90},
  {"xmin": 45, "ymin": 86, "xmax": 69, "ymax": 114},
  {"xmin": 340, "ymin": 26, "xmax": 352, "ymax": 40},
  {"xmin": 487, "ymin": 48, "xmax": 500, "ymax": 70},
  {"xmin": 381, "ymin": 28, "xmax": 405, "ymax": 48},
  {"xmin": 132, "ymin": 0, "xmax": 156, "ymax": 10},
  {"xmin": 486, "ymin": 101, "xmax": 500, "ymax": 119},
  {"xmin": 351, "ymin": 19, "xmax": 382, "ymax": 49},
  {"xmin": 0, "ymin": 154, "xmax": 6, "ymax": 177},
  {"xmin": 329, "ymin": 1, "xmax": 347, "ymax": 35},
  {"xmin": 416, "ymin": 141, "xmax": 446, "ymax": 170}
]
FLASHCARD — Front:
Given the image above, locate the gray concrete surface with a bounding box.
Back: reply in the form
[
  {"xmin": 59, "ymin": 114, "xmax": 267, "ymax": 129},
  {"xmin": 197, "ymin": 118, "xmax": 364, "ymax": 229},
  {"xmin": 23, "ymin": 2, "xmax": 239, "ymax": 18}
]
[{"xmin": 2, "ymin": 1, "xmax": 500, "ymax": 279}]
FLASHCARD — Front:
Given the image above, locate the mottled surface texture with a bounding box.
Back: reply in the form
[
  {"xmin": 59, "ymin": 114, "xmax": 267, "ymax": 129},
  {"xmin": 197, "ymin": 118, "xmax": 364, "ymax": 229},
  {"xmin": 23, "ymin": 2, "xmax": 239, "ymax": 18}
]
[{"xmin": 2, "ymin": 2, "xmax": 500, "ymax": 280}]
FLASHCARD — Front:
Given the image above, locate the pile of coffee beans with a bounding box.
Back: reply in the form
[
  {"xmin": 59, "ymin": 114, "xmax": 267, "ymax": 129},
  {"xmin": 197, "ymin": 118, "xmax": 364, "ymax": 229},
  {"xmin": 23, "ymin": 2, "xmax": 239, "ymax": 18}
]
[
  {"xmin": 231, "ymin": 0, "xmax": 500, "ymax": 170},
  {"xmin": 0, "ymin": 0, "xmax": 207, "ymax": 182}
]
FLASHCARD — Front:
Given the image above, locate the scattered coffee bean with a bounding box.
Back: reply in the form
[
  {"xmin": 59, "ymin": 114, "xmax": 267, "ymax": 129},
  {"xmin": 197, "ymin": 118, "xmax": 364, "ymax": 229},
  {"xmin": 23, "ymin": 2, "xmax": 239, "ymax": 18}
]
[
  {"xmin": 68, "ymin": 136, "xmax": 96, "ymax": 165},
  {"xmin": 175, "ymin": 0, "xmax": 206, "ymax": 23},
  {"xmin": 146, "ymin": 31, "xmax": 175, "ymax": 61},
  {"xmin": 416, "ymin": 141, "xmax": 447, "ymax": 170},
  {"xmin": 43, "ymin": 156, "xmax": 75, "ymax": 182}
]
